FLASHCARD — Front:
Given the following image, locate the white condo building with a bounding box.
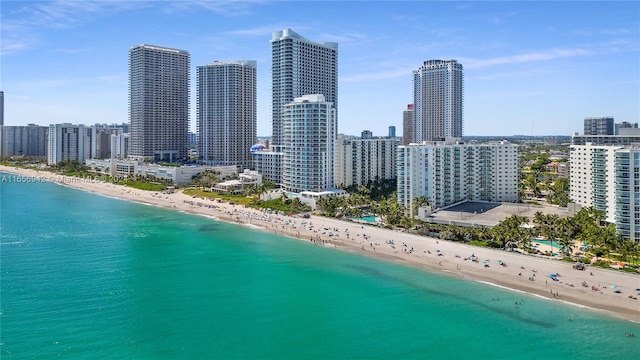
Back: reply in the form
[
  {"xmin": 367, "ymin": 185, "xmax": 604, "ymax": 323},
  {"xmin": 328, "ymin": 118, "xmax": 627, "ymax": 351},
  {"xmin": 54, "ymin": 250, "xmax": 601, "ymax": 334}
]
[
  {"xmin": 47, "ymin": 123, "xmax": 91, "ymax": 165},
  {"xmin": 413, "ymin": 60, "xmax": 463, "ymax": 143},
  {"xmin": 397, "ymin": 140, "xmax": 519, "ymax": 216},
  {"xmin": 335, "ymin": 133, "xmax": 398, "ymax": 188},
  {"xmin": 129, "ymin": 44, "xmax": 190, "ymax": 162},
  {"xmin": 570, "ymin": 143, "xmax": 640, "ymax": 241},
  {"xmin": 613, "ymin": 147, "xmax": 640, "ymax": 241},
  {"xmin": 197, "ymin": 60, "xmax": 257, "ymax": 170},
  {"xmin": 282, "ymin": 95, "xmax": 336, "ymax": 193},
  {"xmin": 111, "ymin": 133, "xmax": 127, "ymax": 159},
  {"xmin": 0, "ymin": 124, "xmax": 48, "ymax": 157},
  {"xmin": 252, "ymin": 149, "xmax": 283, "ymax": 185},
  {"xmin": 271, "ymin": 29, "xmax": 337, "ymax": 149}
]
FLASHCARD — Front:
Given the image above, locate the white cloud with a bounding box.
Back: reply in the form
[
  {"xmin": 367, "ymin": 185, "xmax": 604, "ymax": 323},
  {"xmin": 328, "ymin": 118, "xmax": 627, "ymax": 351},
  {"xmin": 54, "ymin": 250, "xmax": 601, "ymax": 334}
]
[
  {"xmin": 341, "ymin": 67, "xmax": 411, "ymax": 83},
  {"xmin": 57, "ymin": 48, "xmax": 89, "ymax": 54},
  {"xmin": 1, "ymin": 1, "xmax": 146, "ymax": 54},
  {"xmin": 317, "ymin": 32, "xmax": 368, "ymax": 44},
  {"xmin": 461, "ymin": 48, "xmax": 592, "ymax": 69},
  {"xmin": 487, "ymin": 11, "xmax": 517, "ymax": 25},
  {"xmin": 162, "ymin": 0, "xmax": 268, "ymax": 16},
  {"xmin": 14, "ymin": 75, "xmax": 125, "ymax": 90},
  {"xmin": 224, "ymin": 24, "xmax": 305, "ymax": 37}
]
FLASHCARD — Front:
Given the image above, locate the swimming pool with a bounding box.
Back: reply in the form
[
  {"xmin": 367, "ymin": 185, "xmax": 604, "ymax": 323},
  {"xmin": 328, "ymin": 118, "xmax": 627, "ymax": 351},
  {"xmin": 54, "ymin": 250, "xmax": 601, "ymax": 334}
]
[
  {"xmin": 349, "ymin": 215, "xmax": 378, "ymax": 223},
  {"xmin": 531, "ymin": 239, "xmax": 562, "ymax": 250}
]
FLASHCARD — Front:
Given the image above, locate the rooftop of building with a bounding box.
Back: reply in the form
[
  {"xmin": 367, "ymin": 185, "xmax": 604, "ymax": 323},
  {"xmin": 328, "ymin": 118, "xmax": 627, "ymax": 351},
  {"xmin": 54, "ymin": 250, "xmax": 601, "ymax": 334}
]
[{"xmin": 270, "ymin": 28, "xmax": 338, "ymax": 50}]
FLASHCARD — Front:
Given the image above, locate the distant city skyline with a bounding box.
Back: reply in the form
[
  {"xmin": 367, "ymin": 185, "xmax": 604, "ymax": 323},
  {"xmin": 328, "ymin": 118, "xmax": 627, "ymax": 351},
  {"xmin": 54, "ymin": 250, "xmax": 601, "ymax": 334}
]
[{"xmin": 1, "ymin": 1, "xmax": 638, "ymax": 137}]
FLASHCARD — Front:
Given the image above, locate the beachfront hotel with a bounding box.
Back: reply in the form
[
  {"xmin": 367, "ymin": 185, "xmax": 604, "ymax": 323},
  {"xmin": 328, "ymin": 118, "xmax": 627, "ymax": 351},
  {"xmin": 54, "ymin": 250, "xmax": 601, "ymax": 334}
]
[
  {"xmin": 412, "ymin": 60, "xmax": 464, "ymax": 143},
  {"xmin": 397, "ymin": 140, "xmax": 519, "ymax": 217},
  {"xmin": 196, "ymin": 60, "xmax": 257, "ymax": 170},
  {"xmin": 270, "ymin": 29, "xmax": 338, "ymax": 151},
  {"xmin": 281, "ymin": 94, "xmax": 337, "ymax": 193},
  {"xmin": 334, "ymin": 133, "xmax": 398, "ymax": 188},
  {"xmin": 128, "ymin": 44, "xmax": 190, "ymax": 162}
]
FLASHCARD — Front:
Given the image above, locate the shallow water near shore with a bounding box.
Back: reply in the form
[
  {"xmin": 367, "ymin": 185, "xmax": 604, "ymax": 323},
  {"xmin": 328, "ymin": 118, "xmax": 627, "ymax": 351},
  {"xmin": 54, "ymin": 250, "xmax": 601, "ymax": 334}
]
[{"xmin": 2, "ymin": 175, "xmax": 639, "ymax": 359}]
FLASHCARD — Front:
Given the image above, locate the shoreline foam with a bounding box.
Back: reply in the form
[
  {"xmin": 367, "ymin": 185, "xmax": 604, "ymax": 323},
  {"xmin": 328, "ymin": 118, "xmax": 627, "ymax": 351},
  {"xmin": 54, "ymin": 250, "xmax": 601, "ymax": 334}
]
[{"xmin": 2, "ymin": 165, "xmax": 639, "ymax": 322}]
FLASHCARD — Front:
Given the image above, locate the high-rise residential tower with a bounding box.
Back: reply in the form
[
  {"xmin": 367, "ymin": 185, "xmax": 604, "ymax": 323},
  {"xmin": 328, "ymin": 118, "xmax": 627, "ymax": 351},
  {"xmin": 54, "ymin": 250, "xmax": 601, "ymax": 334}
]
[
  {"xmin": 0, "ymin": 91, "xmax": 4, "ymax": 126},
  {"xmin": 197, "ymin": 60, "xmax": 257, "ymax": 170},
  {"xmin": 128, "ymin": 44, "xmax": 190, "ymax": 162},
  {"xmin": 0, "ymin": 124, "xmax": 48, "ymax": 157},
  {"xmin": 397, "ymin": 140, "xmax": 519, "ymax": 217},
  {"xmin": 334, "ymin": 133, "xmax": 398, "ymax": 189},
  {"xmin": 271, "ymin": 29, "xmax": 338, "ymax": 149},
  {"xmin": 402, "ymin": 104, "xmax": 414, "ymax": 145},
  {"xmin": 413, "ymin": 60, "xmax": 463, "ymax": 142},
  {"xmin": 47, "ymin": 123, "xmax": 91, "ymax": 165},
  {"xmin": 282, "ymin": 95, "xmax": 336, "ymax": 193}
]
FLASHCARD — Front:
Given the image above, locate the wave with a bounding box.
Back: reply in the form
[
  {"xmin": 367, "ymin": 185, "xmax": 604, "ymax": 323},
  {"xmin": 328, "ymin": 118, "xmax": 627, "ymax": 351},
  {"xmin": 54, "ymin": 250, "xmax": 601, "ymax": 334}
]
[
  {"xmin": 1, "ymin": 241, "xmax": 25, "ymax": 246},
  {"xmin": 475, "ymin": 280, "xmax": 609, "ymax": 315}
]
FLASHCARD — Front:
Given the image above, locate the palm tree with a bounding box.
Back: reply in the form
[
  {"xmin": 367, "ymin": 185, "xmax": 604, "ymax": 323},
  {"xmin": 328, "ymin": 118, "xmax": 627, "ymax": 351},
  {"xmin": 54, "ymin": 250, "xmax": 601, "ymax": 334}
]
[
  {"xmin": 525, "ymin": 171, "xmax": 542, "ymax": 198},
  {"xmin": 317, "ymin": 196, "xmax": 345, "ymax": 217},
  {"xmin": 439, "ymin": 227, "xmax": 456, "ymax": 241},
  {"xmin": 532, "ymin": 211, "xmax": 546, "ymax": 238},
  {"xmin": 494, "ymin": 214, "xmax": 531, "ymax": 250},
  {"xmin": 474, "ymin": 226, "xmax": 492, "ymax": 242},
  {"xmin": 490, "ymin": 225, "xmax": 508, "ymax": 248},
  {"xmin": 253, "ymin": 183, "xmax": 270, "ymax": 201},
  {"xmin": 619, "ymin": 239, "xmax": 637, "ymax": 265},
  {"xmin": 357, "ymin": 184, "xmax": 371, "ymax": 197},
  {"xmin": 375, "ymin": 198, "xmax": 405, "ymax": 227},
  {"xmin": 399, "ymin": 216, "xmax": 413, "ymax": 230},
  {"xmin": 192, "ymin": 169, "xmax": 220, "ymax": 189},
  {"xmin": 412, "ymin": 195, "xmax": 430, "ymax": 217}
]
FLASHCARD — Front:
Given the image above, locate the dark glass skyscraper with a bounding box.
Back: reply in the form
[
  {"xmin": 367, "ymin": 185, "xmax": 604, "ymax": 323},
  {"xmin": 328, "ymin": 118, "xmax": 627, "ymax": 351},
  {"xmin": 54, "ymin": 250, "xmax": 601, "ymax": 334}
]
[
  {"xmin": 197, "ymin": 60, "xmax": 257, "ymax": 170},
  {"xmin": 129, "ymin": 44, "xmax": 190, "ymax": 162}
]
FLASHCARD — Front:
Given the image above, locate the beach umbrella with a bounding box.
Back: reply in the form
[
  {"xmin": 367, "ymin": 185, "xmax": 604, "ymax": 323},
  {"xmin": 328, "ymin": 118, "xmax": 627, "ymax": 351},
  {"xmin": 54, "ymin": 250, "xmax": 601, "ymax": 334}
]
[{"xmin": 436, "ymin": 249, "xmax": 441, "ymax": 253}]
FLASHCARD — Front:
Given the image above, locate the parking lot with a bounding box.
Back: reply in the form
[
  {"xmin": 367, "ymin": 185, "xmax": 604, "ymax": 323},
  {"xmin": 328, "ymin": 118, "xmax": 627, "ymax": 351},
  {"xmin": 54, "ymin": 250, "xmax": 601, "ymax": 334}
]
[{"xmin": 428, "ymin": 201, "xmax": 570, "ymax": 227}]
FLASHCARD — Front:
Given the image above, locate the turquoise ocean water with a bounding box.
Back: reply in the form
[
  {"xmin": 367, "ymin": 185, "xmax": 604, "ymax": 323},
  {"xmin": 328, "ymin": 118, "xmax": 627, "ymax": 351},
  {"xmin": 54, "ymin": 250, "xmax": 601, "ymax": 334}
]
[{"xmin": 1, "ymin": 174, "xmax": 639, "ymax": 359}]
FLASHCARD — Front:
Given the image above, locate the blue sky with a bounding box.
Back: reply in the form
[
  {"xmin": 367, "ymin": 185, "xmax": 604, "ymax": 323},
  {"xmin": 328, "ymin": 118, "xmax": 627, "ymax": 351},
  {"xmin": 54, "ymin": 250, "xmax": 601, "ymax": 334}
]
[{"xmin": 1, "ymin": 0, "xmax": 638, "ymax": 137}]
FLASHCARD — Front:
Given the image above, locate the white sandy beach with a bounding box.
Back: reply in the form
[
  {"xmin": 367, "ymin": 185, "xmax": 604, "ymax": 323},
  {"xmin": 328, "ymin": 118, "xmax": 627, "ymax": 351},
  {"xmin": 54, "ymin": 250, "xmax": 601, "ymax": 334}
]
[{"xmin": 2, "ymin": 165, "xmax": 639, "ymax": 322}]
